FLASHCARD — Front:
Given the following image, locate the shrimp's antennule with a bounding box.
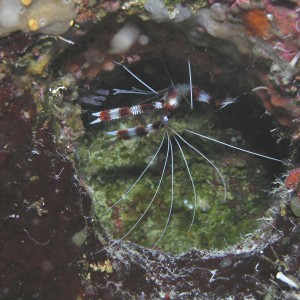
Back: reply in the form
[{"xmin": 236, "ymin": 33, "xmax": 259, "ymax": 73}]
[{"xmin": 114, "ymin": 61, "xmax": 158, "ymax": 94}]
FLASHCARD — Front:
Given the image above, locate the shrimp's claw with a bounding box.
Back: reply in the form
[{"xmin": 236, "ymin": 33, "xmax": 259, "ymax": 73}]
[
  {"xmin": 217, "ymin": 97, "xmax": 237, "ymax": 110},
  {"xmin": 90, "ymin": 118, "xmax": 101, "ymax": 124}
]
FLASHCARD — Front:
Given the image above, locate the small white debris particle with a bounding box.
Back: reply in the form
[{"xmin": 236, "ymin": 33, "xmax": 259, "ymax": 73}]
[{"xmin": 276, "ymin": 271, "xmax": 299, "ymax": 289}]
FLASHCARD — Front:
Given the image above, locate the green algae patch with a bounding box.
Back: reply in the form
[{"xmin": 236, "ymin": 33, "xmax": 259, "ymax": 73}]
[{"xmin": 77, "ymin": 104, "xmax": 275, "ymax": 254}]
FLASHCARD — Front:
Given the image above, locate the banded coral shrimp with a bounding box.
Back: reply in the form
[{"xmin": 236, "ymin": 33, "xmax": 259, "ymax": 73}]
[{"xmin": 77, "ymin": 57, "xmax": 288, "ymax": 254}]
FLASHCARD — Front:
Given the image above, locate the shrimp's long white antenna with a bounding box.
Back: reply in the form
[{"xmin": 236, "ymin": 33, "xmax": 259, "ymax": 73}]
[
  {"xmin": 173, "ymin": 134, "xmax": 197, "ymax": 232},
  {"xmin": 170, "ymin": 126, "xmax": 227, "ymax": 203},
  {"xmin": 188, "ymin": 58, "xmax": 193, "ymax": 110},
  {"xmin": 163, "ymin": 62, "xmax": 175, "ymax": 86},
  {"xmin": 184, "ymin": 129, "xmax": 285, "ymax": 163},
  {"xmin": 115, "ymin": 132, "xmax": 170, "ymax": 243},
  {"xmin": 99, "ymin": 132, "xmax": 166, "ymax": 218},
  {"xmin": 114, "ymin": 61, "xmax": 158, "ymax": 94},
  {"xmin": 153, "ymin": 131, "xmax": 174, "ymax": 248}
]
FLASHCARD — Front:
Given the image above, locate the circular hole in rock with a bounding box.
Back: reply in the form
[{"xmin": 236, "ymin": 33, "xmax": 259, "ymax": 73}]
[
  {"xmin": 76, "ymin": 54, "xmax": 288, "ymax": 254},
  {"xmin": 53, "ymin": 15, "xmax": 290, "ymax": 254}
]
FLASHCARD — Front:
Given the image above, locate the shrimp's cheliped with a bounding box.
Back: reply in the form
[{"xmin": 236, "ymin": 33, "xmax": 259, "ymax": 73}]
[{"xmin": 78, "ymin": 59, "xmax": 286, "ymax": 254}]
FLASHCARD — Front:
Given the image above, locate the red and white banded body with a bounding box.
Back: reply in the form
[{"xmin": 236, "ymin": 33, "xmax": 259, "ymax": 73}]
[{"xmin": 90, "ymin": 83, "xmax": 234, "ymax": 140}]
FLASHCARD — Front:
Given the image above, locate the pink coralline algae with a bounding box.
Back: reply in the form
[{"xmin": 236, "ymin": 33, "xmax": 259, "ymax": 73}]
[
  {"xmin": 198, "ymin": 1, "xmax": 300, "ymax": 64},
  {"xmin": 195, "ymin": 1, "xmax": 299, "ymax": 142},
  {"xmin": 285, "ymin": 168, "xmax": 300, "ymax": 192}
]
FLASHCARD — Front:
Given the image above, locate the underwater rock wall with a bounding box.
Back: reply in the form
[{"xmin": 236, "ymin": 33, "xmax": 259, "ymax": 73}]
[{"xmin": 0, "ymin": 0, "xmax": 299, "ymax": 299}]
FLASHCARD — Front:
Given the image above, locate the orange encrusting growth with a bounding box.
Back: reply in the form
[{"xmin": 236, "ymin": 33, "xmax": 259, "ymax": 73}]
[
  {"xmin": 28, "ymin": 19, "xmax": 39, "ymax": 31},
  {"xmin": 21, "ymin": 0, "xmax": 33, "ymax": 6},
  {"xmin": 242, "ymin": 10, "xmax": 271, "ymax": 38}
]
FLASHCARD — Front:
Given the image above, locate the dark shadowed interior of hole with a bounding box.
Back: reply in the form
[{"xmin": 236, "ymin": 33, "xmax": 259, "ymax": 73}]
[{"xmin": 77, "ymin": 55, "xmax": 289, "ymax": 253}]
